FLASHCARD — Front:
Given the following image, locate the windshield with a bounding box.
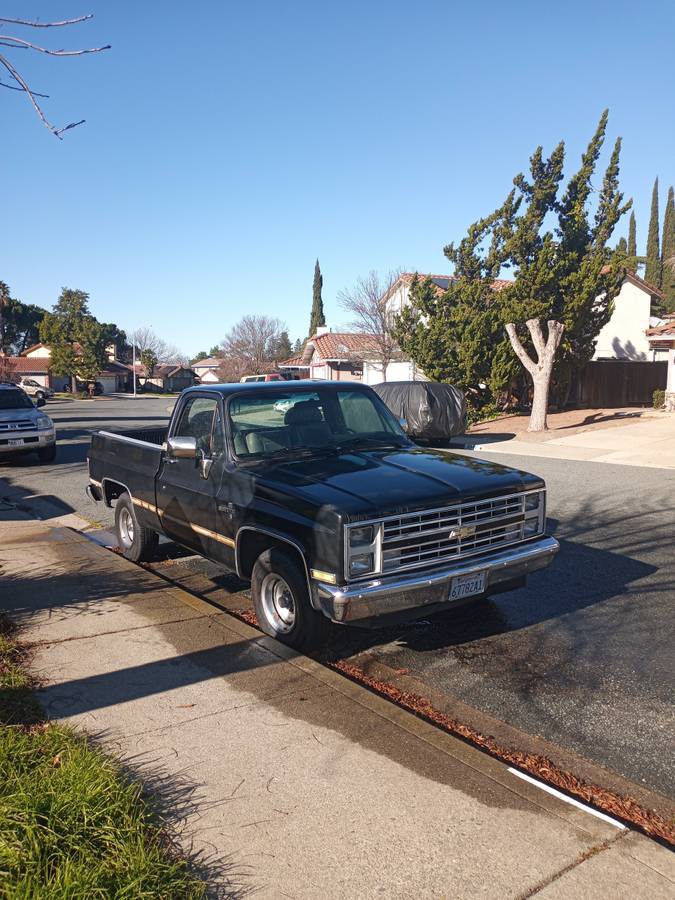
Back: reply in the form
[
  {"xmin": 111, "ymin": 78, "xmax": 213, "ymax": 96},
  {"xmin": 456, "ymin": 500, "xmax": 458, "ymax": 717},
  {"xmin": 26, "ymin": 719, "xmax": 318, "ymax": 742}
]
[
  {"xmin": 229, "ymin": 388, "xmax": 408, "ymax": 459},
  {"xmin": 0, "ymin": 390, "xmax": 34, "ymax": 411}
]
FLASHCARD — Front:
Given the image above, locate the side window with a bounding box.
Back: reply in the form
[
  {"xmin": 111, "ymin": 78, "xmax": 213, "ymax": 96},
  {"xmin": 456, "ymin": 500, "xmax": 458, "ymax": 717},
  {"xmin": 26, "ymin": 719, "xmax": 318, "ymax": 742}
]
[
  {"xmin": 338, "ymin": 391, "xmax": 388, "ymax": 433},
  {"xmin": 173, "ymin": 397, "xmax": 219, "ymax": 454}
]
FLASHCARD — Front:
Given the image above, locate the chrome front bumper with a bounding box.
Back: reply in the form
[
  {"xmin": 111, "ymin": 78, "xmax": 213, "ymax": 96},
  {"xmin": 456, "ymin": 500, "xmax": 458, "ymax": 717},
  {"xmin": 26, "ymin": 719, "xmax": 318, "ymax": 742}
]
[{"xmin": 314, "ymin": 536, "xmax": 559, "ymax": 623}]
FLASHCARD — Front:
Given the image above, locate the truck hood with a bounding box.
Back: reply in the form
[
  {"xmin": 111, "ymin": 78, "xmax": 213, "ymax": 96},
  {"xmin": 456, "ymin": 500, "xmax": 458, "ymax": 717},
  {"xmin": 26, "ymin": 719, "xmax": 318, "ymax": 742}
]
[
  {"xmin": 0, "ymin": 409, "xmax": 38, "ymax": 424},
  {"xmin": 254, "ymin": 446, "xmax": 543, "ymax": 519}
]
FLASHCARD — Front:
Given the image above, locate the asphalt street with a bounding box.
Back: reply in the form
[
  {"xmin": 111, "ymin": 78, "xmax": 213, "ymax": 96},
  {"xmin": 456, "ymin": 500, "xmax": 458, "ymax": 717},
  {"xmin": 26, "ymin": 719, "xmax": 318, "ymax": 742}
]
[{"xmin": 2, "ymin": 396, "xmax": 674, "ymax": 806}]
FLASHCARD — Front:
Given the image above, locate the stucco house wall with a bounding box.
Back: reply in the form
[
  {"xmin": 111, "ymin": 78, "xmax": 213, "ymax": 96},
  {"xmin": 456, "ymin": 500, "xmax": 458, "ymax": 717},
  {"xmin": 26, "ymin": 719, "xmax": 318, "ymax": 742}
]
[{"xmin": 592, "ymin": 279, "xmax": 653, "ymax": 360}]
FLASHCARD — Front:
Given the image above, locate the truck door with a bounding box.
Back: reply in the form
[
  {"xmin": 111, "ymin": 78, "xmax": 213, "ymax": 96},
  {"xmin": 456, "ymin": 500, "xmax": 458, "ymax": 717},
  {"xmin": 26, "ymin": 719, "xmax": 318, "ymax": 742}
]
[{"xmin": 156, "ymin": 394, "xmax": 230, "ymax": 558}]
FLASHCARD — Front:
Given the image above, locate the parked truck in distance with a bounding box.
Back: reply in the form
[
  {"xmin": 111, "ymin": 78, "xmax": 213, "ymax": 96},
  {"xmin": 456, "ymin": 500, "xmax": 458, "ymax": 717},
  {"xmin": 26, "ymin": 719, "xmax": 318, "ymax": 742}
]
[{"xmin": 86, "ymin": 382, "xmax": 558, "ymax": 650}]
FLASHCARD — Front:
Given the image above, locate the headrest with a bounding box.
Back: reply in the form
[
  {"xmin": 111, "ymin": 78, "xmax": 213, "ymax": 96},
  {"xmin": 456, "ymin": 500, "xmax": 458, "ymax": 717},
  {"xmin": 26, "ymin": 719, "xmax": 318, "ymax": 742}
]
[{"xmin": 285, "ymin": 401, "xmax": 322, "ymax": 426}]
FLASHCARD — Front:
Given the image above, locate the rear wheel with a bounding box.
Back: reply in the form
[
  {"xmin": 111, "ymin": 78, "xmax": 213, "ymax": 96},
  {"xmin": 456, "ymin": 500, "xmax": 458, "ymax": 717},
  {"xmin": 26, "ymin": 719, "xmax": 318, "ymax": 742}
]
[
  {"xmin": 37, "ymin": 445, "xmax": 56, "ymax": 463},
  {"xmin": 251, "ymin": 548, "xmax": 332, "ymax": 652},
  {"xmin": 114, "ymin": 492, "xmax": 158, "ymax": 562}
]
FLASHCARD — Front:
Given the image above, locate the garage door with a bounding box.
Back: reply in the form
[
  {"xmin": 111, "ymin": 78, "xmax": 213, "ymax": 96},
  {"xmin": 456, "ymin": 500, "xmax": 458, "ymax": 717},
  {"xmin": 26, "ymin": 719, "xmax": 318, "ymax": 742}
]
[{"xmin": 97, "ymin": 376, "xmax": 117, "ymax": 394}]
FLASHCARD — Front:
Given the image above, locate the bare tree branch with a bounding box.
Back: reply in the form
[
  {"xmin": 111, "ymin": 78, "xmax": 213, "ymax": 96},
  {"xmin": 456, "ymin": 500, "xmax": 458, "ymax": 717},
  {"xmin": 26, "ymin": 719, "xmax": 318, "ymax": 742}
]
[
  {"xmin": 0, "ymin": 11, "xmax": 109, "ymax": 138},
  {"xmin": 0, "ymin": 15, "xmax": 94, "ymax": 28},
  {"xmin": 337, "ymin": 269, "xmax": 403, "ymax": 381},
  {"xmin": 220, "ymin": 315, "xmax": 286, "ymax": 375},
  {"xmin": 0, "ymin": 36, "xmax": 111, "ymax": 56},
  {"xmin": 0, "ymin": 78, "xmax": 48, "ymax": 97}
]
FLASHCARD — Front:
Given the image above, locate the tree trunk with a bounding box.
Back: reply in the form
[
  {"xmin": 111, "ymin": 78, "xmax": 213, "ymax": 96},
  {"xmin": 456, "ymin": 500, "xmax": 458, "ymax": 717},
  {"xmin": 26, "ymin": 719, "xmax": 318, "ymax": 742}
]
[
  {"xmin": 505, "ymin": 318, "xmax": 565, "ymax": 433},
  {"xmin": 529, "ymin": 372, "xmax": 551, "ymax": 432}
]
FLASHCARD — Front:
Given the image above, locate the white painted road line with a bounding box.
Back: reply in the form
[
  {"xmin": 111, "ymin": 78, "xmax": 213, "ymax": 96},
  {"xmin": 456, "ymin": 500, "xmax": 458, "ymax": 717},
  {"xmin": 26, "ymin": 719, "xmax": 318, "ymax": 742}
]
[{"xmin": 507, "ymin": 767, "xmax": 627, "ymax": 829}]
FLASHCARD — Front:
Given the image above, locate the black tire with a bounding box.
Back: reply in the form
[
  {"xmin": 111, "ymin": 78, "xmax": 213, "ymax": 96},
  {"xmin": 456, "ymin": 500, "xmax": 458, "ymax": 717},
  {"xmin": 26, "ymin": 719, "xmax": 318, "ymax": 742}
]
[
  {"xmin": 114, "ymin": 492, "xmax": 159, "ymax": 563},
  {"xmin": 251, "ymin": 548, "xmax": 332, "ymax": 652},
  {"xmin": 35, "ymin": 391, "xmax": 45, "ymax": 402},
  {"xmin": 37, "ymin": 444, "xmax": 56, "ymax": 463}
]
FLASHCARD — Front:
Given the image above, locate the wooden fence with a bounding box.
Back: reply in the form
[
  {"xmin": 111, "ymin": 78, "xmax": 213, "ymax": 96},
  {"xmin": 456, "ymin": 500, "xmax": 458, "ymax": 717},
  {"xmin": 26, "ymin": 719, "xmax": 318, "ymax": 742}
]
[{"xmin": 577, "ymin": 360, "xmax": 667, "ymax": 407}]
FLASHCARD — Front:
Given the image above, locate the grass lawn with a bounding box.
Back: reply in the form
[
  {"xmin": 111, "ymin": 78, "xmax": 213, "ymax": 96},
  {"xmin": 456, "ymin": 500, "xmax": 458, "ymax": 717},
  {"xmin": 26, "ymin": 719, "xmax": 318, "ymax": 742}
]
[{"xmin": 0, "ymin": 615, "xmax": 206, "ymax": 898}]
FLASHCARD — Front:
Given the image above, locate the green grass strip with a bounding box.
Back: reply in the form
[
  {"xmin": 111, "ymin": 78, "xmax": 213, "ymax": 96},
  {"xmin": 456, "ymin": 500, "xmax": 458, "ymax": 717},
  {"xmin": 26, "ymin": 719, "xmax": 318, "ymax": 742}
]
[{"xmin": 0, "ymin": 618, "xmax": 206, "ymax": 898}]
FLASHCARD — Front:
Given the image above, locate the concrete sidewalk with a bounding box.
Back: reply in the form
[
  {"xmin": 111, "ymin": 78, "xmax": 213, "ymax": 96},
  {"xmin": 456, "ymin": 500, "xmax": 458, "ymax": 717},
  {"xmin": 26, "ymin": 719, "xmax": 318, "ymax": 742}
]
[
  {"xmin": 1, "ymin": 519, "xmax": 673, "ymax": 898},
  {"xmin": 453, "ymin": 414, "xmax": 675, "ymax": 469}
]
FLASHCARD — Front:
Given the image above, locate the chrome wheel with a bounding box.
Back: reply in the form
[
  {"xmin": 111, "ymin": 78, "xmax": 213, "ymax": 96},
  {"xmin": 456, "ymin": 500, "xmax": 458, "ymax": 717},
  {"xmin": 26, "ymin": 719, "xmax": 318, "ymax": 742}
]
[
  {"xmin": 260, "ymin": 573, "xmax": 296, "ymax": 634},
  {"xmin": 118, "ymin": 507, "xmax": 135, "ymax": 548}
]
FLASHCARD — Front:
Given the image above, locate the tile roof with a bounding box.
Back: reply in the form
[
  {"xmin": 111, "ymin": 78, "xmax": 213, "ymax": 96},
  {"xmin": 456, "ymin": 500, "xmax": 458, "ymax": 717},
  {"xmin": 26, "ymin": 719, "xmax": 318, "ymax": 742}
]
[
  {"xmin": 5, "ymin": 357, "xmax": 51, "ymax": 373},
  {"xmin": 304, "ymin": 332, "xmax": 380, "ymax": 362},
  {"xmin": 191, "ymin": 357, "xmax": 224, "ymax": 368},
  {"xmin": 645, "ymin": 321, "xmax": 675, "ymax": 338},
  {"xmin": 397, "ymin": 272, "xmax": 513, "ymax": 294},
  {"xmin": 277, "ymin": 355, "xmax": 307, "ymax": 367}
]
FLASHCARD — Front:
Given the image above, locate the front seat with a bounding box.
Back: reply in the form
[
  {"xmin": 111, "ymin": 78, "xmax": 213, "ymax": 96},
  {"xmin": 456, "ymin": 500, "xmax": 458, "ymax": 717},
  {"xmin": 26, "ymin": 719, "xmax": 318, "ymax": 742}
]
[{"xmin": 285, "ymin": 401, "xmax": 332, "ymax": 447}]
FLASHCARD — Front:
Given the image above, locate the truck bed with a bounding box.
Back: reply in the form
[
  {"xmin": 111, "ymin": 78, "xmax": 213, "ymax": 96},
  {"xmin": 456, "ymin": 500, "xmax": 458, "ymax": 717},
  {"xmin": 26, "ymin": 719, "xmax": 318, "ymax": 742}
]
[{"xmin": 87, "ymin": 426, "xmax": 168, "ymax": 530}]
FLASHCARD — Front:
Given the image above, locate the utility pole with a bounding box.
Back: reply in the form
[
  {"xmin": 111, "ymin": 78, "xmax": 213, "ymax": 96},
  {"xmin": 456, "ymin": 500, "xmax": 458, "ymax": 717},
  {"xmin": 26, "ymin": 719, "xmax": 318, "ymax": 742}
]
[{"xmin": 132, "ymin": 341, "xmax": 137, "ymax": 398}]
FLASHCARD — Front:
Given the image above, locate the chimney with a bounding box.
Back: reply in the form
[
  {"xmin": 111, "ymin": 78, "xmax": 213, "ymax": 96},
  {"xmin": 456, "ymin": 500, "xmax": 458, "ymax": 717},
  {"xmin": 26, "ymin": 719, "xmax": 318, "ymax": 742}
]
[{"xmin": 315, "ymin": 325, "xmax": 330, "ymax": 337}]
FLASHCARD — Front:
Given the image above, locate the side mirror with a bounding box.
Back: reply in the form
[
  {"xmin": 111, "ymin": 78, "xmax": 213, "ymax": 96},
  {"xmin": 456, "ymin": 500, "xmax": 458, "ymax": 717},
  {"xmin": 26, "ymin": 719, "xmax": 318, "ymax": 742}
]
[
  {"xmin": 167, "ymin": 435, "xmax": 197, "ymax": 459},
  {"xmin": 399, "ymin": 417, "xmax": 409, "ymax": 433},
  {"xmin": 36, "ymin": 397, "xmax": 46, "ymax": 408}
]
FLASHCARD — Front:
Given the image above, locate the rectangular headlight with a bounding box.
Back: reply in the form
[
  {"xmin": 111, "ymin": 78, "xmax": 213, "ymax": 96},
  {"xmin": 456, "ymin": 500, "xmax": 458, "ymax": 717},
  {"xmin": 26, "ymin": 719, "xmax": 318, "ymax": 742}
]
[
  {"xmin": 525, "ymin": 491, "xmax": 541, "ymax": 511},
  {"xmin": 349, "ymin": 554, "xmax": 374, "ymax": 576},
  {"xmin": 350, "ymin": 525, "xmax": 374, "ymax": 547}
]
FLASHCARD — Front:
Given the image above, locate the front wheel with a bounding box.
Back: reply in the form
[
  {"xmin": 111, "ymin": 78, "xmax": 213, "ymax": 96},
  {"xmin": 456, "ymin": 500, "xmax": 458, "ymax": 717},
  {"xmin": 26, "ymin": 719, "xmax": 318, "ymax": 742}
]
[
  {"xmin": 251, "ymin": 548, "xmax": 332, "ymax": 652},
  {"xmin": 114, "ymin": 492, "xmax": 158, "ymax": 562}
]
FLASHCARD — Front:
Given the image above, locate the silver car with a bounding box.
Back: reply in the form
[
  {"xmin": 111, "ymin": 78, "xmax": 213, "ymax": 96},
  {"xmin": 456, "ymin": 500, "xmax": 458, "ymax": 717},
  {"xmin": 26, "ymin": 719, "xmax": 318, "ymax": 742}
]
[
  {"xmin": 20, "ymin": 378, "xmax": 54, "ymax": 402},
  {"xmin": 0, "ymin": 383, "xmax": 56, "ymax": 463}
]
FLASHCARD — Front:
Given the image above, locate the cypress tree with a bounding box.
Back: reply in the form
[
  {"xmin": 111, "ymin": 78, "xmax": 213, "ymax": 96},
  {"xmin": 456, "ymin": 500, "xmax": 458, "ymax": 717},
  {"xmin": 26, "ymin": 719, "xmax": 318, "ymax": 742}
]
[
  {"xmin": 661, "ymin": 186, "xmax": 675, "ymax": 312},
  {"xmin": 627, "ymin": 211, "xmax": 637, "ymax": 270},
  {"xmin": 645, "ymin": 177, "xmax": 660, "ymax": 286},
  {"xmin": 308, "ymin": 259, "xmax": 326, "ymax": 337}
]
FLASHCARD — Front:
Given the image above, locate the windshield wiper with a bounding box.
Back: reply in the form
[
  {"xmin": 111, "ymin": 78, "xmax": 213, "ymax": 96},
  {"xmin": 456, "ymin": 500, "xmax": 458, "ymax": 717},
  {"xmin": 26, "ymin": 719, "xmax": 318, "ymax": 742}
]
[{"xmin": 334, "ymin": 436, "xmax": 406, "ymax": 452}]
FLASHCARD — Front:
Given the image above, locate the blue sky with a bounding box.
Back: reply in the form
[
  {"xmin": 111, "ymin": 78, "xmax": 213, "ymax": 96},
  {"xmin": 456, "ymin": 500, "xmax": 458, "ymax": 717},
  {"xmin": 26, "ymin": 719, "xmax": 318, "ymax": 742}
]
[{"xmin": 3, "ymin": 1, "xmax": 675, "ymax": 357}]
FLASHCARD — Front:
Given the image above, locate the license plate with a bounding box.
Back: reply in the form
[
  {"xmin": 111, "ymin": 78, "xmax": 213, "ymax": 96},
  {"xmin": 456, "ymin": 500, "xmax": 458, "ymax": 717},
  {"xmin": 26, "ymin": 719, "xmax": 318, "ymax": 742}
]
[
  {"xmin": 8, "ymin": 438, "xmax": 24, "ymax": 447},
  {"xmin": 449, "ymin": 571, "xmax": 486, "ymax": 601}
]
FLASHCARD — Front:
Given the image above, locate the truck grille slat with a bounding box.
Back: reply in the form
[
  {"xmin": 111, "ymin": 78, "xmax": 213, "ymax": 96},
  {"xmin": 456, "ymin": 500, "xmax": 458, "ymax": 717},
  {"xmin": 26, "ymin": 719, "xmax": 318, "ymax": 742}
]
[{"xmin": 380, "ymin": 493, "xmax": 537, "ymax": 575}]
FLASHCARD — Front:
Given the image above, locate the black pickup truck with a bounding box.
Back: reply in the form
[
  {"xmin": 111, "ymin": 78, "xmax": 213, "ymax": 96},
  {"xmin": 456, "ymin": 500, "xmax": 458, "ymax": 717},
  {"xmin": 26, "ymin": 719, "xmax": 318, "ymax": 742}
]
[{"xmin": 87, "ymin": 382, "xmax": 558, "ymax": 650}]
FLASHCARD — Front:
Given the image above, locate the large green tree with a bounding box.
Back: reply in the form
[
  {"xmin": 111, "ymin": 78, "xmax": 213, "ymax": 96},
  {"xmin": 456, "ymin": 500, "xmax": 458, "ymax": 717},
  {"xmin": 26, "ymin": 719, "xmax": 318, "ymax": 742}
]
[
  {"xmin": 308, "ymin": 259, "xmax": 326, "ymax": 337},
  {"xmin": 645, "ymin": 177, "xmax": 660, "ymax": 286},
  {"xmin": 39, "ymin": 288, "xmax": 107, "ymax": 391},
  {"xmin": 501, "ymin": 112, "xmax": 629, "ymax": 430},
  {"xmin": 395, "ymin": 112, "xmax": 629, "ymax": 432},
  {"xmin": 661, "ymin": 185, "xmax": 675, "ymax": 312},
  {"xmin": 0, "ymin": 281, "xmax": 48, "ymax": 355}
]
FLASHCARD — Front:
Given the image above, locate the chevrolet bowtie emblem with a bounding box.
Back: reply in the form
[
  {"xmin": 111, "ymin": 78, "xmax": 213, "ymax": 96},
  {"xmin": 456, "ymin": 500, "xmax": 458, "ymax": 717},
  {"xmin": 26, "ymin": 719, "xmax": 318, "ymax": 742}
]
[{"xmin": 449, "ymin": 525, "xmax": 476, "ymax": 540}]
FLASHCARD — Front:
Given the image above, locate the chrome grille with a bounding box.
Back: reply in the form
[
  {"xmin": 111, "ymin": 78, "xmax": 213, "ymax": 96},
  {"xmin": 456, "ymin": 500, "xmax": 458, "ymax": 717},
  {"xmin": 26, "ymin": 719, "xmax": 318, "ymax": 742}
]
[
  {"xmin": 381, "ymin": 492, "xmax": 539, "ymax": 575},
  {"xmin": 0, "ymin": 420, "xmax": 35, "ymax": 432}
]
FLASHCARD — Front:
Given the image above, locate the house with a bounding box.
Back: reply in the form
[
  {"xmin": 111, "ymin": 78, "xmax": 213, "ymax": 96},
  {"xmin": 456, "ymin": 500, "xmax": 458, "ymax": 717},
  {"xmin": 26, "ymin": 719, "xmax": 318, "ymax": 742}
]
[
  {"xmin": 9, "ymin": 342, "xmax": 132, "ymax": 393},
  {"xmin": 278, "ymin": 328, "xmax": 415, "ymax": 384},
  {"xmin": 645, "ymin": 320, "xmax": 675, "ymax": 409},
  {"xmin": 386, "ymin": 270, "xmax": 669, "ymax": 366},
  {"xmin": 592, "ymin": 272, "xmax": 666, "ymax": 361},
  {"xmin": 133, "ymin": 363, "xmax": 196, "ymax": 392},
  {"xmin": 192, "ymin": 357, "xmax": 226, "ymax": 384}
]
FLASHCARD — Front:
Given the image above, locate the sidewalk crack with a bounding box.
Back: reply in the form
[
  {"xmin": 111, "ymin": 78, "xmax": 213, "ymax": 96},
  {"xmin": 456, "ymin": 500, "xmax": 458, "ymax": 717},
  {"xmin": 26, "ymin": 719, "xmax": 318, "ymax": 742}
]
[{"xmin": 518, "ymin": 831, "xmax": 627, "ymax": 898}]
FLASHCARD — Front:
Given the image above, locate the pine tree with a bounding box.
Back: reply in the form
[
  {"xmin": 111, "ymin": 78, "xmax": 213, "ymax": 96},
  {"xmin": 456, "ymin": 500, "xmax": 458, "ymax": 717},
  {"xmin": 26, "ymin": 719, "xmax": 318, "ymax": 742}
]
[
  {"xmin": 645, "ymin": 177, "xmax": 660, "ymax": 286},
  {"xmin": 627, "ymin": 211, "xmax": 638, "ymax": 271},
  {"xmin": 660, "ymin": 185, "xmax": 675, "ymax": 312},
  {"xmin": 308, "ymin": 259, "xmax": 326, "ymax": 337}
]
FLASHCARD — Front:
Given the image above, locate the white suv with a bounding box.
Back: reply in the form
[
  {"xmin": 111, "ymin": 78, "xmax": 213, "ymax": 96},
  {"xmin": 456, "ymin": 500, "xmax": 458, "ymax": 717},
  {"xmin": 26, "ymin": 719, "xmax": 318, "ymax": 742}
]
[
  {"xmin": 20, "ymin": 378, "xmax": 54, "ymax": 402},
  {"xmin": 0, "ymin": 383, "xmax": 56, "ymax": 463}
]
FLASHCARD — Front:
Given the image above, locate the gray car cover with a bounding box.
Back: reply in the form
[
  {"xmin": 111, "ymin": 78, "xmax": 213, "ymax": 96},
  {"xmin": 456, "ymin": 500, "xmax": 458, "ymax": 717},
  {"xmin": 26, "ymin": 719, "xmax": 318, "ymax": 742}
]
[{"xmin": 372, "ymin": 381, "xmax": 467, "ymax": 440}]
